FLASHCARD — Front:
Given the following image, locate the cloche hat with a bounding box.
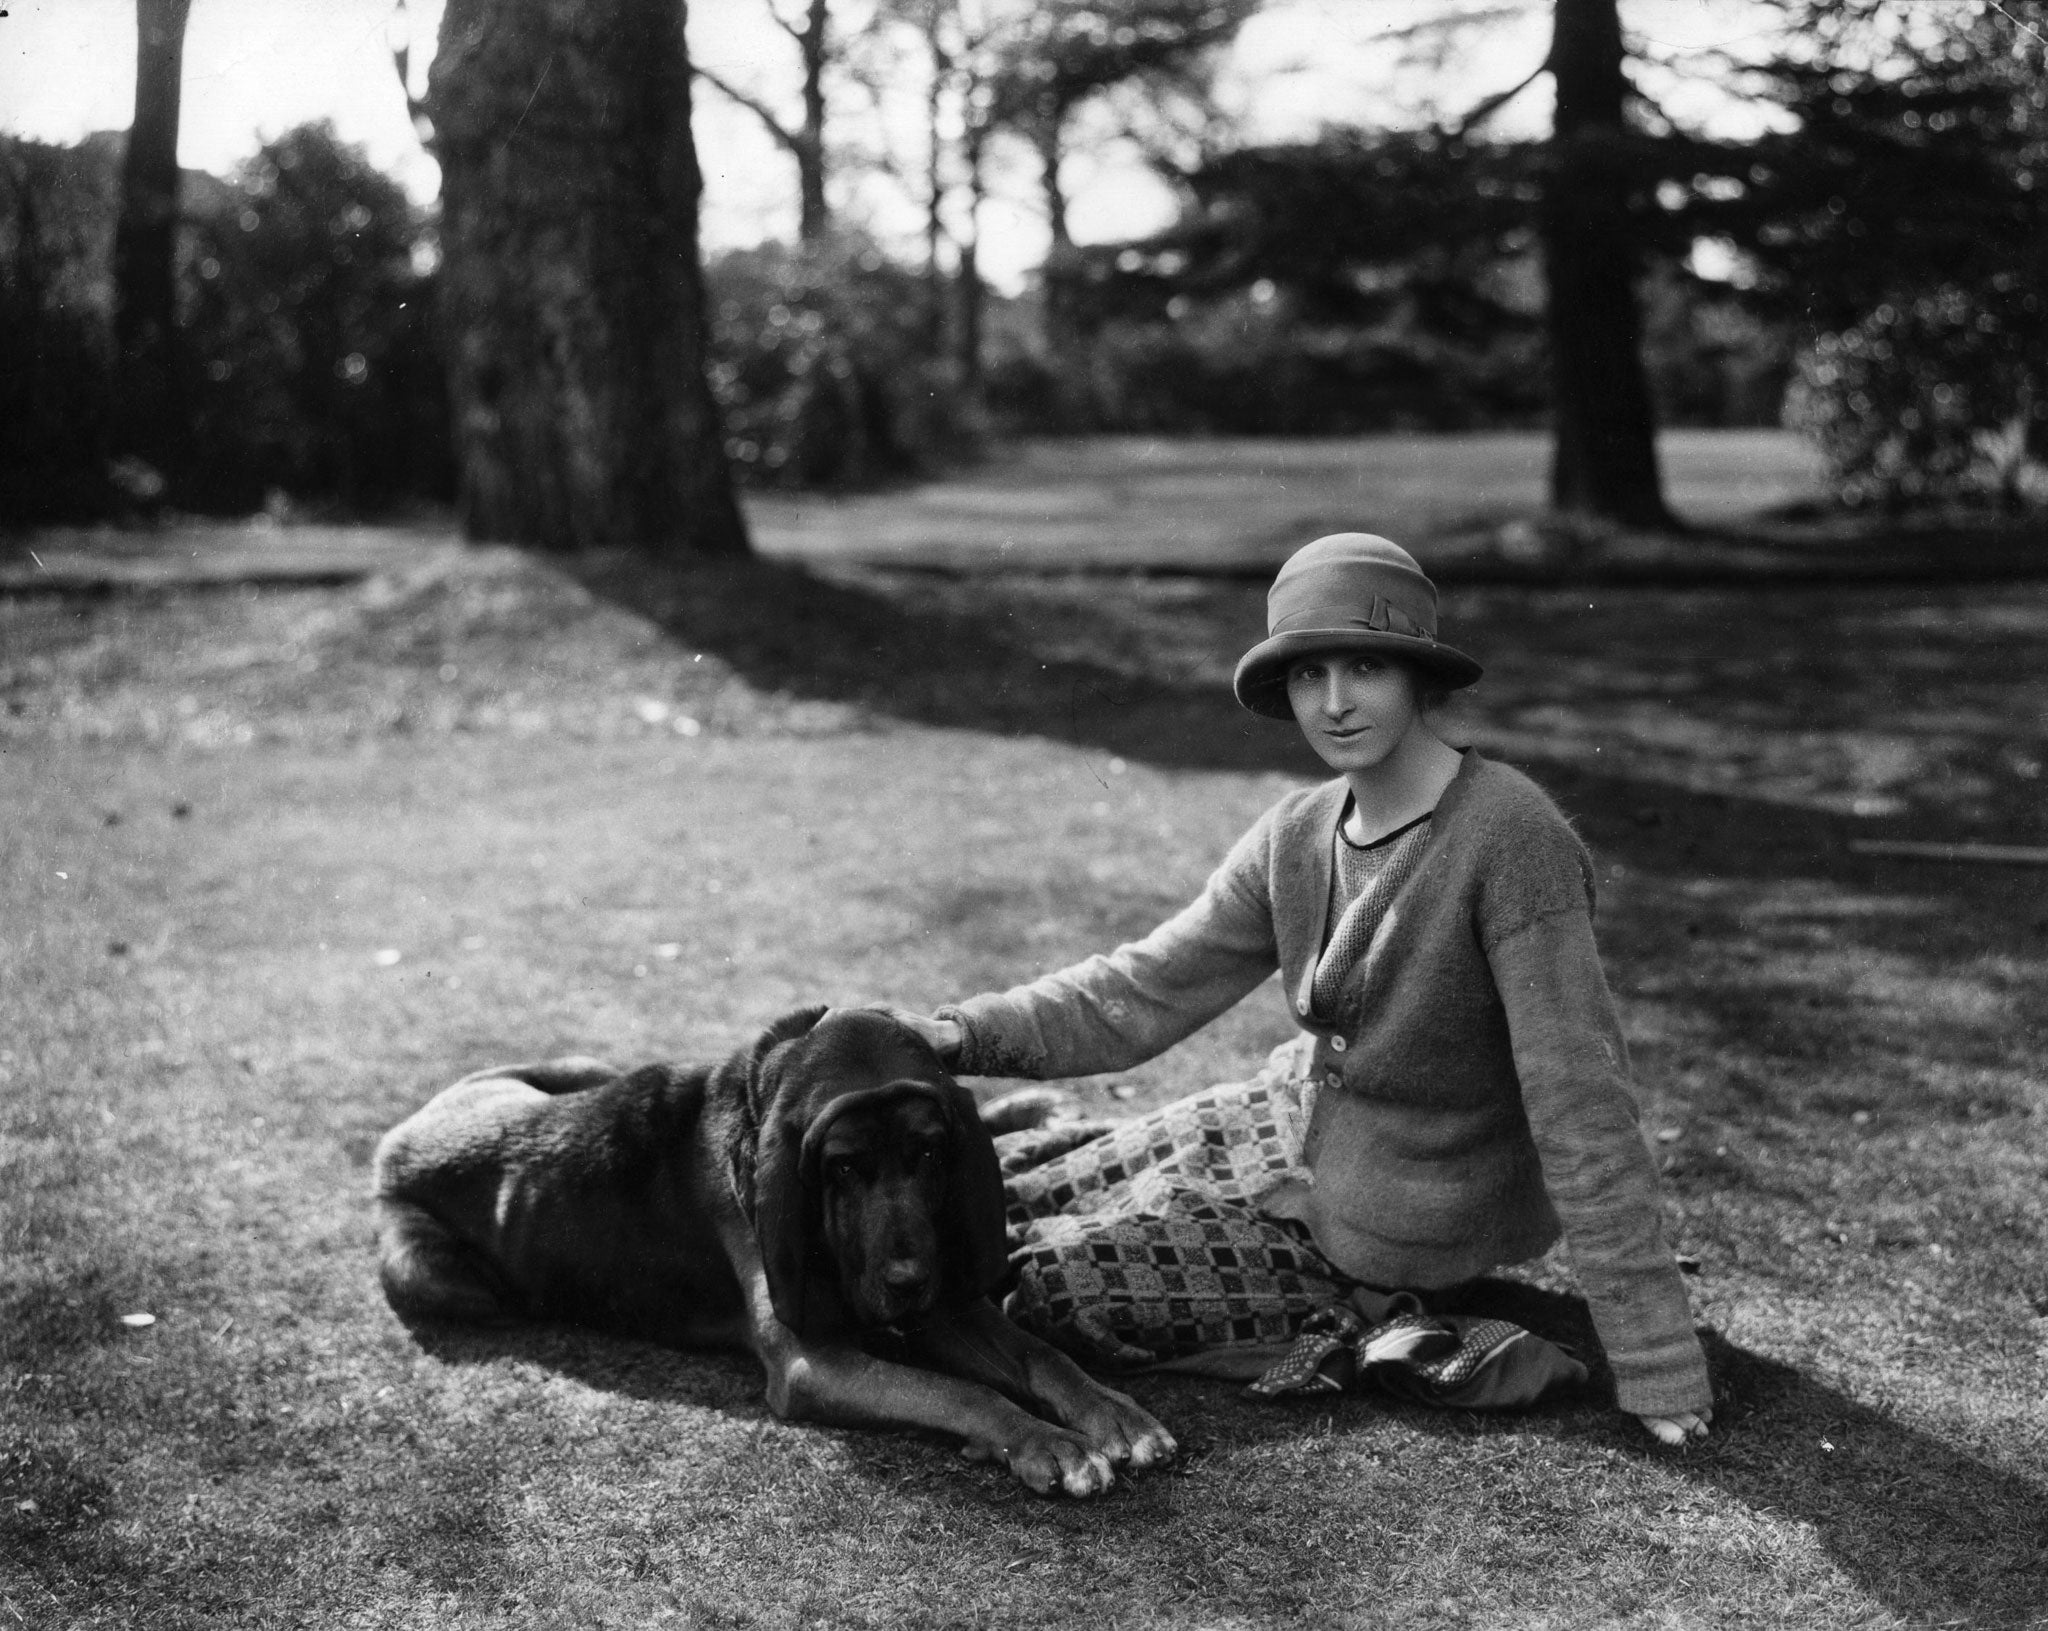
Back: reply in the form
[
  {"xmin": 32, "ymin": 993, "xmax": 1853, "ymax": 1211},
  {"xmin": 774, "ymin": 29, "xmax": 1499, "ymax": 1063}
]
[{"xmin": 1233, "ymin": 532, "xmax": 1483, "ymax": 719}]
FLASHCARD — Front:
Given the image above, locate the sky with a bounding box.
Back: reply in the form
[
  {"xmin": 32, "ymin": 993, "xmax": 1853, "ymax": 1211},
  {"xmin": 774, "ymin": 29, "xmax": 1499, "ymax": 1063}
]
[{"xmin": 0, "ymin": 0, "xmax": 1786, "ymax": 291}]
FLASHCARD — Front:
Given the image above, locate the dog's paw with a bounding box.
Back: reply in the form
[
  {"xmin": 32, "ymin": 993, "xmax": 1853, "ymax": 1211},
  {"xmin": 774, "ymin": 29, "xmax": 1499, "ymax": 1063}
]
[
  {"xmin": 1071, "ymin": 1384, "xmax": 1178, "ymax": 1473},
  {"xmin": 986, "ymin": 1423, "xmax": 1116, "ymax": 1498}
]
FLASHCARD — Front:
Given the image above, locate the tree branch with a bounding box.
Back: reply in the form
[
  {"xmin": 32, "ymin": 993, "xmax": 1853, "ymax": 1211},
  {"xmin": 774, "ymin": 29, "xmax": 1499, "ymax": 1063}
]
[
  {"xmin": 1451, "ymin": 59, "xmax": 1550, "ymax": 139},
  {"xmin": 763, "ymin": 0, "xmax": 805, "ymax": 47},
  {"xmin": 693, "ymin": 64, "xmax": 801, "ymax": 153},
  {"xmin": 387, "ymin": 0, "xmax": 434, "ymax": 144}
]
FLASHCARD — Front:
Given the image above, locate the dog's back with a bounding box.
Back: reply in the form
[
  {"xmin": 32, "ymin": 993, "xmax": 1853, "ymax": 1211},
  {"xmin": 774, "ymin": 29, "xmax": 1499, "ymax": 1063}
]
[{"xmin": 374, "ymin": 1058, "xmax": 747, "ymax": 1344}]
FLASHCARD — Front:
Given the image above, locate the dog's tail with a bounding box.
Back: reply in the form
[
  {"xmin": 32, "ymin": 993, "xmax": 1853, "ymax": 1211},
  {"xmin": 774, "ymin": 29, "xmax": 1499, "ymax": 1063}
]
[{"xmin": 462, "ymin": 1056, "xmax": 621, "ymax": 1096}]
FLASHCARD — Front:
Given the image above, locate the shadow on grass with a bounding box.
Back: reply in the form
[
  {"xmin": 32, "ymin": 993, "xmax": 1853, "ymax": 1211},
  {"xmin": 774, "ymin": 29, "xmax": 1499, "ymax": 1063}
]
[
  {"xmin": 398, "ymin": 1284, "xmax": 2045, "ymax": 1628},
  {"xmin": 406, "ymin": 1318, "xmax": 767, "ymax": 1417},
  {"xmin": 571, "ymin": 551, "xmax": 1278, "ymax": 774},
  {"xmin": 1426, "ymin": 1284, "xmax": 2048, "ymax": 1628},
  {"xmin": 576, "ymin": 550, "xmax": 2043, "ymax": 1052},
  {"xmin": 1682, "ymin": 1333, "xmax": 2048, "ymax": 1629},
  {"xmin": 583, "ymin": 549, "xmax": 2048, "ymax": 965},
  {"xmin": 578, "ymin": 552, "xmax": 1889, "ymax": 889}
]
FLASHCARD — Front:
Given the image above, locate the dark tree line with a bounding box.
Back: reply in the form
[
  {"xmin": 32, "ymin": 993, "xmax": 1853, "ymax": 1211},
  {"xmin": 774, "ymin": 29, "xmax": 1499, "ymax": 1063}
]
[
  {"xmin": 1085, "ymin": 0, "xmax": 2045, "ymax": 522},
  {"xmin": 9, "ymin": 0, "xmax": 2039, "ymax": 547}
]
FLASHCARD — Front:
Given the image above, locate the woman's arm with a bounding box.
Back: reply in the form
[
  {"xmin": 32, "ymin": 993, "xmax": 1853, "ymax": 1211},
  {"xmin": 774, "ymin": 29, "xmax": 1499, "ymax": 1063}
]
[
  {"xmin": 1488, "ymin": 906, "xmax": 1715, "ymax": 1431},
  {"xmin": 931, "ymin": 822, "xmax": 1284, "ymax": 1081}
]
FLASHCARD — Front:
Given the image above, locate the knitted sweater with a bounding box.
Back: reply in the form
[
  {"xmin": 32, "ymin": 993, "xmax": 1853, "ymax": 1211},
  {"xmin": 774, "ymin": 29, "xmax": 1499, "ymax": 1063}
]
[{"xmin": 943, "ymin": 752, "xmax": 1711, "ymax": 1417}]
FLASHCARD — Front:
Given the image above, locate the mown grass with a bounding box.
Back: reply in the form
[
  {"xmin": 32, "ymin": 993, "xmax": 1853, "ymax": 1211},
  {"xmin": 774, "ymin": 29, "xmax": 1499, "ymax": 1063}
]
[
  {"xmin": 743, "ymin": 428, "xmax": 1826, "ymax": 571},
  {"xmin": 3, "ymin": 490, "xmax": 2046, "ymax": 1628}
]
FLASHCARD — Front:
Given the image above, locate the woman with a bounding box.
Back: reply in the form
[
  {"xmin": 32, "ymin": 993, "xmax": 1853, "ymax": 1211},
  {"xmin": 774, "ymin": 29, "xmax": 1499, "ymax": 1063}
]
[{"xmin": 896, "ymin": 532, "xmax": 1712, "ymax": 1445}]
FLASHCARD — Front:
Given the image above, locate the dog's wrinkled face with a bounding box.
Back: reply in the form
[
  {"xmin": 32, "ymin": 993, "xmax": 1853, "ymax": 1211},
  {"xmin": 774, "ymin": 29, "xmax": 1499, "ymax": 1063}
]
[
  {"xmin": 751, "ymin": 1006, "xmax": 1008, "ymax": 1339},
  {"xmin": 813, "ymin": 1091, "xmax": 953, "ymax": 1327}
]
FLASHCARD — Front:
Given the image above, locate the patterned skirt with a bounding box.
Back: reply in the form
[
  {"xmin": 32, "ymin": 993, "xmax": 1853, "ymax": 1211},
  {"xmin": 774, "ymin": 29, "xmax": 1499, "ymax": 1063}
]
[{"xmin": 997, "ymin": 1042, "xmax": 1349, "ymax": 1368}]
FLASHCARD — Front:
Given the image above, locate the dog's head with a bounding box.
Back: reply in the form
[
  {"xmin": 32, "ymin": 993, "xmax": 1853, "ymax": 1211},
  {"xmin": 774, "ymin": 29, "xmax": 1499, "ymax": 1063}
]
[{"xmin": 734, "ymin": 1006, "xmax": 1008, "ymax": 1340}]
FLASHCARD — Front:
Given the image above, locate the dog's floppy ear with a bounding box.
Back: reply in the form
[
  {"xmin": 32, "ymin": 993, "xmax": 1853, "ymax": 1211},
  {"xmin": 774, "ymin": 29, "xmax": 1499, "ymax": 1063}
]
[
  {"xmin": 751, "ymin": 1004, "xmax": 832, "ymax": 1061},
  {"xmin": 940, "ymin": 1078, "xmax": 1012, "ymax": 1306},
  {"xmin": 744, "ymin": 1005, "xmax": 832, "ymax": 1337}
]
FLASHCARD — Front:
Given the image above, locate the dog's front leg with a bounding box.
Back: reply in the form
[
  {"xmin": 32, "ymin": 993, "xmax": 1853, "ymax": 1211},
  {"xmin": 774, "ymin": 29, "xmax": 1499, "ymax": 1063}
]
[
  {"xmin": 760, "ymin": 1338, "xmax": 1119, "ymax": 1497},
  {"xmin": 903, "ymin": 1301, "xmax": 1178, "ymax": 1474},
  {"xmin": 719, "ymin": 1217, "xmax": 1117, "ymax": 1496}
]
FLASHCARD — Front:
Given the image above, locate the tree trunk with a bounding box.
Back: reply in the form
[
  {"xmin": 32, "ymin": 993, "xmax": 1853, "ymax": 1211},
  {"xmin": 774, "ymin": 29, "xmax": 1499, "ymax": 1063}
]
[
  {"xmin": 430, "ymin": 0, "xmax": 748, "ymax": 555},
  {"xmin": 1034, "ymin": 113, "xmax": 1096, "ymax": 430},
  {"xmin": 924, "ymin": 30, "xmax": 948, "ymax": 356},
  {"xmin": 111, "ymin": 0, "xmax": 193, "ymax": 483},
  {"xmin": 954, "ymin": 124, "xmax": 987, "ymax": 403},
  {"xmin": 794, "ymin": 0, "xmax": 830, "ymax": 242},
  {"xmin": 1540, "ymin": 0, "xmax": 1672, "ymax": 527}
]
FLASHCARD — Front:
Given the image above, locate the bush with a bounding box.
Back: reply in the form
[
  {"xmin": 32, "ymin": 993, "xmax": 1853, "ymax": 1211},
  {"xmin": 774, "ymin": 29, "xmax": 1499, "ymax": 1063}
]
[
  {"xmin": 180, "ymin": 122, "xmax": 451, "ymax": 514},
  {"xmin": 705, "ymin": 238, "xmax": 969, "ymax": 488},
  {"xmin": 0, "ymin": 125, "xmax": 449, "ymax": 524},
  {"xmin": 0, "ymin": 135, "xmax": 118, "ymax": 524},
  {"xmin": 1787, "ymin": 283, "xmax": 2047, "ymax": 510},
  {"xmin": 1000, "ymin": 284, "xmax": 1549, "ymax": 437}
]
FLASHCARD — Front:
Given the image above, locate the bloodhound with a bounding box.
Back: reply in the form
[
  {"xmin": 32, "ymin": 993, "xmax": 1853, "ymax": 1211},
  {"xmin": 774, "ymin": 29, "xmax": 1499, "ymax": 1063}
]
[{"xmin": 373, "ymin": 1005, "xmax": 1175, "ymax": 1495}]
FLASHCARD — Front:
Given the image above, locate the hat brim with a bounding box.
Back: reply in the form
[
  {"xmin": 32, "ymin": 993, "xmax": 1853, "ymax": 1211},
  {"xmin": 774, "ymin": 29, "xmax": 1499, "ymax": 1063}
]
[{"xmin": 1233, "ymin": 628, "xmax": 1484, "ymax": 719}]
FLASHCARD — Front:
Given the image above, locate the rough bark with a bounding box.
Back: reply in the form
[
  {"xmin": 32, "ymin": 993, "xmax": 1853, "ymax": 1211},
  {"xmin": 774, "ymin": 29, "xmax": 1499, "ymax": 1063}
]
[
  {"xmin": 431, "ymin": 0, "xmax": 748, "ymax": 555},
  {"xmin": 1541, "ymin": 0, "xmax": 1673, "ymax": 527},
  {"xmin": 111, "ymin": 0, "xmax": 193, "ymax": 478}
]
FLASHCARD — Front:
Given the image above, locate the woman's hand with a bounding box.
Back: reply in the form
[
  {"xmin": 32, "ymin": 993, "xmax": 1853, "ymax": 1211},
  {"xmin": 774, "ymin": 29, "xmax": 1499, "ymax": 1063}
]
[
  {"xmin": 1637, "ymin": 1408, "xmax": 1712, "ymax": 1446},
  {"xmin": 871, "ymin": 1006, "xmax": 964, "ymax": 1064}
]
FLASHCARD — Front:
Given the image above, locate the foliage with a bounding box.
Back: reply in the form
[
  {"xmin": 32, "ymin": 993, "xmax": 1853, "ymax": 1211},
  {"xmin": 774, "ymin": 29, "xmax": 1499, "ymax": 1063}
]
[
  {"xmin": 982, "ymin": 0, "xmax": 1256, "ymax": 123},
  {"xmin": 1090, "ymin": 130, "xmax": 1535, "ymax": 326},
  {"xmin": 0, "ymin": 124, "xmax": 449, "ymax": 522},
  {"xmin": 1011, "ymin": 286, "xmax": 1548, "ymax": 436},
  {"xmin": 1656, "ymin": 0, "xmax": 2048, "ymax": 507},
  {"xmin": 181, "ymin": 122, "xmax": 450, "ymax": 513},
  {"xmin": 1786, "ymin": 287, "xmax": 2045, "ymax": 510},
  {"xmin": 1048, "ymin": 130, "xmax": 1778, "ymax": 437},
  {"xmin": 1637, "ymin": 266, "xmax": 1792, "ymax": 431},
  {"xmin": 0, "ymin": 134, "xmax": 119, "ymax": 523},
  {"xmin": 1058, "ymin": 3, "xmax": 2048, "ymax": 499},
  {"xmin": 705, "ymin": 235, "xmax": 969, "ymax": 487}
]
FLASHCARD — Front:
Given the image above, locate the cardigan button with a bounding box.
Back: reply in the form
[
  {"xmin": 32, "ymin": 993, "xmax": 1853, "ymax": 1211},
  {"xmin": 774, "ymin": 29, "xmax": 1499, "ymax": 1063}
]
[
  {"xmin": 1324, "ymin": 1072, "xmax": 1342, "ymax": 1090},
  {"xmin": 1329, "ymin": 1035, "xmax": 1347, "ymax": 1053}
]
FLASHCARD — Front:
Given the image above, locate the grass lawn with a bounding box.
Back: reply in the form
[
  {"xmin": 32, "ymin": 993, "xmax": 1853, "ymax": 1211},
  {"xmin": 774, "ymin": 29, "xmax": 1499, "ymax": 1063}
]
[
  {"xmin": 745, "ymin": 428, "xmax": 1829, "ymax": 573},
  {"xmin": 4, "ymin": 440, "xmax": 2046, "ymax": 1628}
]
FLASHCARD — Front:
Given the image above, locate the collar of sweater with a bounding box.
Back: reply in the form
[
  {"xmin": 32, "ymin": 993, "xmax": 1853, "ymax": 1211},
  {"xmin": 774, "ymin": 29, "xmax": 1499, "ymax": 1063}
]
[{"xmin": 1293, "ymin": 748, "xmax": 1491, "ymax": 958}]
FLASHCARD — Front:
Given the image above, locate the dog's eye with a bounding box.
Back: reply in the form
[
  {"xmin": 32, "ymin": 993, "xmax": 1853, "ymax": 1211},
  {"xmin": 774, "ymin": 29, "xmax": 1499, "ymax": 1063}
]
[
  {"xmin": 915, "ymin": 1143, "xmax": 943, "ymax": 1165},
  {"xmin": 825, "ymin": 1156, "xmax": 857, "ymax": 1183}
]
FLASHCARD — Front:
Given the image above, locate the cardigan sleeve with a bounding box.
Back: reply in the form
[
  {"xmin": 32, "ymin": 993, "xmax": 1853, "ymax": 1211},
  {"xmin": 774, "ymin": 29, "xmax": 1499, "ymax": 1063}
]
[
  {"xmin": 939, "ymin": 811, "xmax": 1282, "ymax": 1081},
  {"xmin": 1488, "ymin": 907, "xmax": 1713, "ymax": 1418}
]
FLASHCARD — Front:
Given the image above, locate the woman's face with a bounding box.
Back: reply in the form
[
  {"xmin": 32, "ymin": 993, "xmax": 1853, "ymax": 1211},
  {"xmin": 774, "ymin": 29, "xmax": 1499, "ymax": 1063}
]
[{"xmin": 1285, "ymin": 651, "xmax": 1424, "ymax": 775}]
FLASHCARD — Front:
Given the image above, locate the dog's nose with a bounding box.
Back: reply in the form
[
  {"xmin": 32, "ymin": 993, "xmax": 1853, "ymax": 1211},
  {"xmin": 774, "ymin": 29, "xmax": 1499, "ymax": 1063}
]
[{"xmin": 881, "ymin": 1260, "xmax": 931, "ymax": 1300}]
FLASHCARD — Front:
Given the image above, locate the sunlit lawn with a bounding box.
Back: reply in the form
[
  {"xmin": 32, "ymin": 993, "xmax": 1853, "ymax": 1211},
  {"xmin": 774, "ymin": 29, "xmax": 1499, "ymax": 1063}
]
[
  {"xmin": 746, "ymin": 427, "xmax": 1826, "ymax": 571},
  {"xmin": 4, "ymin": 434, "xmax": 2046, "ymax": 1629}
]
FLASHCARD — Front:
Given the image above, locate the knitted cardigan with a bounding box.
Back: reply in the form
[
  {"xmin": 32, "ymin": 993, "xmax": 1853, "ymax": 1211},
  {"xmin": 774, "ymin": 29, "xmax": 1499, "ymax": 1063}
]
[{"xmin": 943, "ymin": 752, "xmax": 1711, "ymax": 1417}]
